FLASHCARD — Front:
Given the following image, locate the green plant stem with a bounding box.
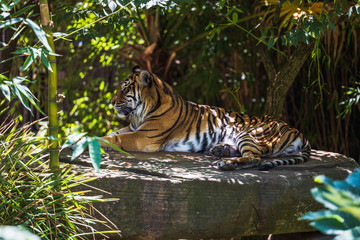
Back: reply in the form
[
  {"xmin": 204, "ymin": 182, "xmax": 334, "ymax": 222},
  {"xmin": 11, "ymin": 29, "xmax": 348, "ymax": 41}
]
[{"xmin": 39, "ymin": 0, "xmax": 59, "ymax": 169}]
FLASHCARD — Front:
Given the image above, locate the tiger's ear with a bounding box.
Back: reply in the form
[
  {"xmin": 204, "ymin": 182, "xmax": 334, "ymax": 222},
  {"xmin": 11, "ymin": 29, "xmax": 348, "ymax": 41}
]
[
  {"xmin": 139, "ymin": 70, "xmax": 152, "ymax": 88},
  {"xmin": 132, "ymin": 66, "xmax": 141, "ymax": 74}
]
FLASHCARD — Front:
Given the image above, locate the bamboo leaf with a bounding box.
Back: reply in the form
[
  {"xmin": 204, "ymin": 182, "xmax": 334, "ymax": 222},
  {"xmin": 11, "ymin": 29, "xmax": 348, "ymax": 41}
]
[
  {"xmin": 27, "ymin": 95, "xmax": 46, "ymax": 116},
  {"xmin": 12, "ymin": 76, "xmax": 26, "ymax": 84},
  {"xmin": 15, "ymin": 83, "xmax": 38, "ymax": 102},
  {"xmin": 0, "ymin": 84, "xmax": 11, "ymax": 101},
  {"xmin": 71, "ymin": 137, "xmax": 89, "ymax": 160},
  {"xmin": 22, "ymin": 52, "xmax": 35, "ymax": 71},
  {"xmin": 12, "ymin": 85, "xmax": 32, "ymax": 113},
  {"xmin": 62, "ymin": 132, "xmax": 87, "ymax": 148},
  {"xmin": 108, "ymin": 1, "xmax": 116, "ymax": 12},
  {"xmin": 40, "ymin": 51, "xmax": 52, "ymax": 72},
  {"xmin": 12, "ymin": 5, "xmax": 35, "ymax": 18},
  {"xmin": 8, "ymin": 0, "xmax": 21, "ymax": 10},
  {"xmin": 0, "ymin": 17, "xmax": 23, "ymax": 28},
  {"xmin": 0, "ymin": 1, "xmax": 10, "ymax": 12},
  {"xmin": 12, "ymin": 80, "xmax": 45, "ymax": 115},
  {"xmin": 24, "ymin": 18, "xmax": 52, "ymax": 52},
  {"xmin": 89, "ymin": 138, "xmax": 101, "ymax": 172}
]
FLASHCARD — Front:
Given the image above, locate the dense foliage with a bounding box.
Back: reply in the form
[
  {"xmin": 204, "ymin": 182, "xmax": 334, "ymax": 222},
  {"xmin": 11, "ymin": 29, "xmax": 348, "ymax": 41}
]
[{"xmin": 0, "ymin": 119, "xmax": 119, "ymax": 239}]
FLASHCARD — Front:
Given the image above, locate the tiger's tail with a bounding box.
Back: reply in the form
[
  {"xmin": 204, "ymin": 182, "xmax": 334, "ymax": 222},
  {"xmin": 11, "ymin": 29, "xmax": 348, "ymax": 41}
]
[{"xmin": 258, "ymin": 139, "xmax": 311, "ymax": 171}]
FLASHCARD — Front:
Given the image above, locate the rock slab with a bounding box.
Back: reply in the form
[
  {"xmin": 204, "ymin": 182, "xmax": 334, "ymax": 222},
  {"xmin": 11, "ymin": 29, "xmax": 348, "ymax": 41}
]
[{"xmin": 60, "ymin": 150, "xmax": 359, "ymax": 239}]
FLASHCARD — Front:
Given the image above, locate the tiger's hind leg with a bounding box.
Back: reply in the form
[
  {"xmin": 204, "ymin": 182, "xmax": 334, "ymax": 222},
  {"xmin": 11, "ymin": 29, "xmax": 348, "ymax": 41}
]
[{"xmin": 217, "ymin": 137, "xmax": 264, "ymax": 171}]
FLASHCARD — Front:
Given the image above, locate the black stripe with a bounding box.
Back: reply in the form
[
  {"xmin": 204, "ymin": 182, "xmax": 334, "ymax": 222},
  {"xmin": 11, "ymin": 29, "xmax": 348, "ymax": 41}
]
[
  {"xmin": 201, "ymin": 132, "xmax": 208, "ymax": 152},
  {"xmin": 195, "ymin": 107, "xmax": 204, "ymax": 142},
  {"xmin": 147, "ymin": 88, "xmax": 162, "ymax": 115},
  {"xmin": 148, "ymin": 98, "xmax": 183, "ymax": 138}
]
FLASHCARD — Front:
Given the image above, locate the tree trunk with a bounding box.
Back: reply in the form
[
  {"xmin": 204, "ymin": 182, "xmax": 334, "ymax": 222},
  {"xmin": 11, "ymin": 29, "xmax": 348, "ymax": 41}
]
[
  {"xmin": 39, "ymin": 0, "xmax": 59, "ymax": 169},
  {"xmin": 261, "ymin": 41, "xmax": 314, "ymax": 118}
]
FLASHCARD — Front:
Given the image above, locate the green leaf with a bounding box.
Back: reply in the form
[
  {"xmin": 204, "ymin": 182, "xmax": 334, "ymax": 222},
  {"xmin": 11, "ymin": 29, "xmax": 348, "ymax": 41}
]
[
  {"xmin": 12, "ymin": 4, "xmax": 35, "ymax": 18},
  {"xmin": 311, "ymin": 187, "xmax": 340, "ymax": 210},
  {"xmin": 310, "ymin": 218, "xmax": 347, "ymax": 235},
  {"xmin": 12, "ymin": 84, "xmax": 32, "ymax": 113},
  {"xmin": 205, "ymin": 23, "xmax": 214, "ymax": 31},
  {"xmin": 12, "ymin": 76, "xmax": 27, "ymax": 84},
  {"xmin": 62, "ymin": 132, "xmax": 87, "ymax": 148},
  {"xmin": 8, "ymin": 0, "xmax": 21, "ymax": 10},
  {"xmin": 89, "ymin": 138, "xmax": 101, "ymax": 172},
  {"xmin": 24, "ymin": 18, "xmax": 52, "ymax": 52},
  {"xmin": 209, "ymin": 31, "xmax": 215, "ymax": 41},
  {"xmin": 22, "ymin": 52, "xmax": 35, "ymax": 71},
  {"xmin": 345, "ymin": 169, "xmax": 360, "ymax": 189},
  {"xmin": 71, "ymin": 137, "xmax": 90, "ymax": 160},
  {"xmin": 339, "ymin": 206, "xmax": 360, "ymax": 222},
  {"xmin": 108, "ymin": 1, "xmax": 116, "ymax": 12},
  {"xmin": 267, "ymin": 37, "xmax": 277, "ymax": 49},
  {"xmin": 232, "ymin": 12, "xmax": 238, "ymax": 23},
  {"xmin": 219, "ymin": 0, "xmax": 225, "ymax": 8},
  {"xmin": 0, "ymin": 17, "xmax": 23, "ymax": 28},
  {"xmin": 0, "ymin": 1, "xmax": 10, "ymax": 12},
  {"xmin": 40, "ymin": 51, "xmax": 52, "ymax": 72},
  {"xmin": 27, "ymin": 97, "xmax": 45, "ymax": 115},
  {"xmin": 348, "ymin": 6, "xmax": 353, "ymax": 18},
  {"xmin": 0, "ymin": 84, "xmax": 11, "ymax": 101},
  {"xmin": 356, "ymin": 6, "xmax": 360, "ymax": 15},
  {"xmin": 328, "ymin": 22, "xmax": 336, "ymax": 31},
  {"xmin": 16, "ymin": 83, "xmax": 38, "ymax": 102},
  {"xmin": 12, "ymin": 81, "xmax": 45, "ymax": 115},
  {"xmin": 302, "ymin": 210, "xmax": 341, "ymax": 221}
]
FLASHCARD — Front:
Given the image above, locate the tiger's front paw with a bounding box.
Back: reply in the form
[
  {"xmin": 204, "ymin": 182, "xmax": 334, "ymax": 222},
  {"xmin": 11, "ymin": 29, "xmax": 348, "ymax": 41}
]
[{"xmin": 217, "ymin": 159, "xmax": 239, "ymax": 171}]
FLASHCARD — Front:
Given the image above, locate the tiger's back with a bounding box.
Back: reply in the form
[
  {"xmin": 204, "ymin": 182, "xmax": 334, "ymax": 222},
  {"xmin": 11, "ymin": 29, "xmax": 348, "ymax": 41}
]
[{"xmin": 101, "ymin": 66, "xmax": 311, "ymax": 170}]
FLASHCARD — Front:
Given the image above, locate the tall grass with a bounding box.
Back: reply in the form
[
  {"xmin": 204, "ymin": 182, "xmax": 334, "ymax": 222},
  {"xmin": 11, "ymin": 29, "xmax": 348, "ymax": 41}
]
[{"xmin": 0, "ymin": 119, "xmax": 120, "ymax": 239}]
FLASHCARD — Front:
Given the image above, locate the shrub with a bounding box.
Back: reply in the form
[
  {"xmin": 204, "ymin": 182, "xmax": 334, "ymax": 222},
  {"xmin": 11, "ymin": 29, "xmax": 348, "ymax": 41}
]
[
  {"xmin": 0, "ymin": 119, "xmax": 119, "ymax": 239},
  {"xmin": 302, "ymin": 169, "xmax": 360, "ymax": 240}
]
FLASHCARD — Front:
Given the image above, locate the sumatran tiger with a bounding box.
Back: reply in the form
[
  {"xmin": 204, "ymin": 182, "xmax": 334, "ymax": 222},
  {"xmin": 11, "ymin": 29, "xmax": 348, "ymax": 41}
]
[{"xmin": 100, "ymin": 66, "xmax": 311, "ymax": 171}]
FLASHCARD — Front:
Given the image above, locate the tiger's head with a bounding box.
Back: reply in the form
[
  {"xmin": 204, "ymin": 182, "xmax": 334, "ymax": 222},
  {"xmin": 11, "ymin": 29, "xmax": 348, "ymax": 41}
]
[{"xmin": 111, "ymin": 66, "xmax": 159, "ymax": 127}]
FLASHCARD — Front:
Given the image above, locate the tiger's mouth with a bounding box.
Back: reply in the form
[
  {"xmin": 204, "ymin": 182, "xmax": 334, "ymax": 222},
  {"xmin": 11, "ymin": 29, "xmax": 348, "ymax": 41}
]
[
  {"xmin": 114, "ymin": 105, "xmax": 132, "ymax": 117},
  {"xmin": 114, "ymin": 101, "xmax": 142, "ymax": 118}
]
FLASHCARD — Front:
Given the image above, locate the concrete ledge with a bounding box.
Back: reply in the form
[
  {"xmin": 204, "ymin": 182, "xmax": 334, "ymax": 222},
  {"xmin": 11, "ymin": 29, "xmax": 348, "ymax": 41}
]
[{"xmin": 60, "ymin": 150, "xmax": 359, "ymax": 239}]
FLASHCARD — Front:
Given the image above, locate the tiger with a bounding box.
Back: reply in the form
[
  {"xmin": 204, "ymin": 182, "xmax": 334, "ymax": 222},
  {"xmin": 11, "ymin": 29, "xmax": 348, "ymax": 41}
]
[{"xmin": 100, "ymin": 66, "xmax": 311, "ymax": 171}]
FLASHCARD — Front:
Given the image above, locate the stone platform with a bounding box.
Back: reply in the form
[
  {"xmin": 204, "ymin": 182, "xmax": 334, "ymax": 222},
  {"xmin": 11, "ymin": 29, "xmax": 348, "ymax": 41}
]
[{"xmin": 60, "ymin": 149, "xmax": 359, "ymax": 239}]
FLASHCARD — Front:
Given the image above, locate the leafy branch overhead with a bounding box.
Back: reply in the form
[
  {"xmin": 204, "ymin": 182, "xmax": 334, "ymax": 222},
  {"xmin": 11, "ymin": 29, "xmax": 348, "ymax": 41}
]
[{"xmin": 0, "ymin": 1, "xmax": 56, "ymax": 115}]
